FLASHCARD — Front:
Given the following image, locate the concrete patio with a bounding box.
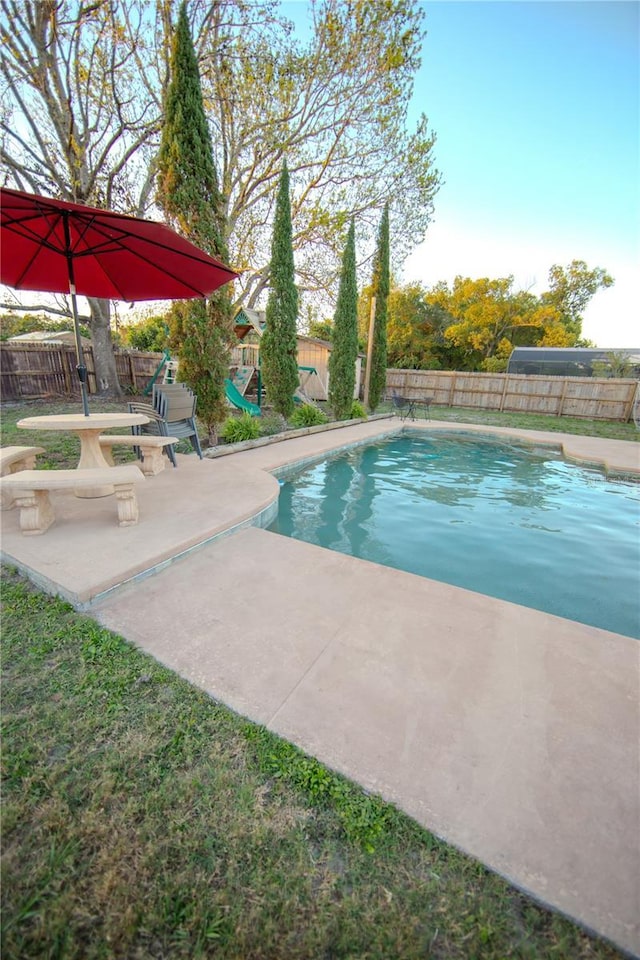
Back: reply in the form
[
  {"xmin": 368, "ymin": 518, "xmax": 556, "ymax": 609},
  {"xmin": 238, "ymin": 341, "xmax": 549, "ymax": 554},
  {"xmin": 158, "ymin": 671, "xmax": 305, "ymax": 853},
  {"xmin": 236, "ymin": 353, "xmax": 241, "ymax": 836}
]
[{"xmin": 1, "ymin": 418, "xmax": 639, "ymax": 956}]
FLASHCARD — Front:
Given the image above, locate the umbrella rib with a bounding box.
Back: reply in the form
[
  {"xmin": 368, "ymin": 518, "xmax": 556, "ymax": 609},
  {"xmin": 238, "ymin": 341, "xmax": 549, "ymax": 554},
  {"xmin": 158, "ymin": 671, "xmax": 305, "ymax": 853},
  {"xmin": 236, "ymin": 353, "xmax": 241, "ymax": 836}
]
[
  {"xmin": 3, "ymin": 212, "xmax": 216, "ymax": 298},
  {"xmin": 2, "ymin": 190, "xmax": 238, "ymax": 303},
  {"xmin": 66, "ymin": 219, "xmax": 232, "ymax": 298},
  {"xmin": 2, "ymin": 212, "xmax": 69, "ymax": 287},
  {"xmin": 79, "ymin": 217, "xmax": 230, "ymax": 269},
  {"xmin": 94, "ymin": 250, "xmax": 217, "ymax": 299}
]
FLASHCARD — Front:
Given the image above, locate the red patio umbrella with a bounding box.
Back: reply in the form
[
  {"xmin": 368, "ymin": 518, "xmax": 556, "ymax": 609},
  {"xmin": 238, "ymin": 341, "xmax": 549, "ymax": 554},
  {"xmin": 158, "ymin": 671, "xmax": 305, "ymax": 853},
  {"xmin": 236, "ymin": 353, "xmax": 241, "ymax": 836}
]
[{"xmin": 0, "ymin": 187, "xmax": 239, "ymax": 415}]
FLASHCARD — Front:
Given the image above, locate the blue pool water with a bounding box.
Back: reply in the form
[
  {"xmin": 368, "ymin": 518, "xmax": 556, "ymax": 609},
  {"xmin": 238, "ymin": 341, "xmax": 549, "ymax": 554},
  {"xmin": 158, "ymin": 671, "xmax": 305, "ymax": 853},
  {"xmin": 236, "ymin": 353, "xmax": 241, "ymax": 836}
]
[{"xmin": 268, "ymin": 433, "xmax": 640, "ymax": 638}]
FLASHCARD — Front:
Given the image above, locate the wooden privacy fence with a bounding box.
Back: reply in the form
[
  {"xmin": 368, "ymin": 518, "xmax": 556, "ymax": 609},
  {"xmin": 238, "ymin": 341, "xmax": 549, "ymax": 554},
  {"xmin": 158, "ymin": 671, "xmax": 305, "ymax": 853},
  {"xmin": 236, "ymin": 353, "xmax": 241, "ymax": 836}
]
[
  {"xmin": 3, "ymin": 345, "xmax": 638, "ymax": 422},
  {"xmin": 386, "ymin": 369, "xmax": 639, "ymax": 422},
  {"xmin": 1, "ymin": 342, "xmax": 164, "ymax": 401}
]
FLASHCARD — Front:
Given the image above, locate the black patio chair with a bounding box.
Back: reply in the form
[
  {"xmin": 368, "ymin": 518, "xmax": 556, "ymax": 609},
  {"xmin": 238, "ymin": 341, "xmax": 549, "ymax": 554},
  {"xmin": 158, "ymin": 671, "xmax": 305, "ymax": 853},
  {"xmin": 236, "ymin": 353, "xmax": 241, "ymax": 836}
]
[
  {"xmin": 390, "ymin": 391, "xmax": 412, "ymax": 421},
  {"xmin": 389, "ymin": 391, "xmax": 433, "ymax": 421}
]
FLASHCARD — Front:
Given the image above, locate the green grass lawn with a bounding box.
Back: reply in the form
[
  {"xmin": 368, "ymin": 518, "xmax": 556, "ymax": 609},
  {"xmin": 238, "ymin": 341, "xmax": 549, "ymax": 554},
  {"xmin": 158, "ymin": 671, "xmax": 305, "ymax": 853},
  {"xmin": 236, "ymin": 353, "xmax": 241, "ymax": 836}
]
[
  {"xmin": 2, "ymin": 397, "xmax": 637, "ymax": 467},
  {"xmin": 1, "ymin": 397, "xmax": 634, "ymax": 957},
  {"xmin": 1, "ymin": 570, "xmax": 625, "ymax": 960},
  {"xmin": 378, "ymin": 401, "xmax": 639, "ymax": 442},
  {"xmin": 0, "ymin": 398, "xmax": 206, "ymax": 467}
]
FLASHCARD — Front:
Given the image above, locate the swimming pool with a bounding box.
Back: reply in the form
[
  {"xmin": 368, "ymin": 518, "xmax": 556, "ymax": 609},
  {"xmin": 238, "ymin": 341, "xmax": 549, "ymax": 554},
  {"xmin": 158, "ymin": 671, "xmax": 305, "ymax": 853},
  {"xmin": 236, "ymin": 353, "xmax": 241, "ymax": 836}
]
[{"xmin": 268, "ymin": 433, "xmax": 640, "ymax": 638}]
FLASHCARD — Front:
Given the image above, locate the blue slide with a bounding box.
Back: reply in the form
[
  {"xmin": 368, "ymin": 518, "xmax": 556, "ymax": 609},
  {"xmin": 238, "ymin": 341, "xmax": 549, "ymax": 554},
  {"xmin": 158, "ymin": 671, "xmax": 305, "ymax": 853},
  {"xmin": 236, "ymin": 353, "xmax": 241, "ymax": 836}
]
[{"xmin": 224, "ymin": 378, "xmax": 261, "ymax": 416}]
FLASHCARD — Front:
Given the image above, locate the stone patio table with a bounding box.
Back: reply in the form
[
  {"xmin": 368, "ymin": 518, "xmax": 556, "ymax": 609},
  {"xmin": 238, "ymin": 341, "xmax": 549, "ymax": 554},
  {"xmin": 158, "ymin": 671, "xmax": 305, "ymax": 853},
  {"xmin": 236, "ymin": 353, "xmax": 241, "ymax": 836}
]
[{"xmin": 17, "ymin": 412, "xmax": 149, "ymax": 498}]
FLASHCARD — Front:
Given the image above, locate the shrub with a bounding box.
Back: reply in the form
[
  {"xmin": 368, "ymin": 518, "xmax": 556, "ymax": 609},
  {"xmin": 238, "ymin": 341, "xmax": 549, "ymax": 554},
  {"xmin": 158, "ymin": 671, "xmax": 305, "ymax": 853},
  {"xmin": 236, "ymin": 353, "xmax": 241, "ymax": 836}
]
[
  {"xmin": 260, "ymin": 412, "xmax": 288, "ymax": 436},
  {"xmin": 289, "ymin": 404, "xmax": 329, "ymax": 428},
  {"xmin": 350, "ymin": 400, "xmax": 367, "ymax": 420},
  {"xmin": 220, "ymin": 412, "xmax": 261, "ymax": 444}
]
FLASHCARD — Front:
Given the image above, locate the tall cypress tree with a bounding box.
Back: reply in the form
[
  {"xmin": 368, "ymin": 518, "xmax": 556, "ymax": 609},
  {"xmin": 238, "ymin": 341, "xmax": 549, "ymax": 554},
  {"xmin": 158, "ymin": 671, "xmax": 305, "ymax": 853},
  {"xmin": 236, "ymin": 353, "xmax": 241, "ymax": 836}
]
[
  {"xmin": 328, "ymin": 220, "xmax": 358, "ymax": 420},
  {"xmin": 157, "ymin": 1, "xmax": 233, "ymax": 442},
  {"xmin": 261, "ymin": 162, "xmax": 299, "ymax": 418},
  {"xmin": 367, "ymin": 204, "xmax": 390, "ymax": 411}
]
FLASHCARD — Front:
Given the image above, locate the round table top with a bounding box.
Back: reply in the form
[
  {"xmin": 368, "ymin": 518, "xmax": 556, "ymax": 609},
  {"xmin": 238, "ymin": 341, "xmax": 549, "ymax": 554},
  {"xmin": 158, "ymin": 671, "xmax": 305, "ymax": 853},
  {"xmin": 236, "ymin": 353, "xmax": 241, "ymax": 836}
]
[{"xmin": 17, "ymin": 412, "xmax": 149, "ymax": 431}]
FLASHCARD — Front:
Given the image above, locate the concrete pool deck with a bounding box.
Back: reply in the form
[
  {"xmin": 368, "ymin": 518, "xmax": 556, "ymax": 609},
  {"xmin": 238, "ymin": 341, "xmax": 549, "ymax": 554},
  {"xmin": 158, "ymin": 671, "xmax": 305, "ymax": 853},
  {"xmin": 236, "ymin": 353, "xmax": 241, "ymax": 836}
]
[{"xmin": 1, "ymin": 418, "xmax": 639, "ymax": 955}]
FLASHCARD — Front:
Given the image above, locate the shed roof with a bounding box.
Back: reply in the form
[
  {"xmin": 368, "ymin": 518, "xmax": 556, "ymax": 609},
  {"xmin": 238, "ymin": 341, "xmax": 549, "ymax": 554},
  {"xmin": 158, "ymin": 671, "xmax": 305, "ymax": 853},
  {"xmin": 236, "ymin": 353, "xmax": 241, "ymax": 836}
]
[
  {"xmin": 8, "ymin": 330, "xmax": 91, "ymax": 345},
  {"xmin": 509, "ymin": 347, "xmax": 640, "ymax": 362}
]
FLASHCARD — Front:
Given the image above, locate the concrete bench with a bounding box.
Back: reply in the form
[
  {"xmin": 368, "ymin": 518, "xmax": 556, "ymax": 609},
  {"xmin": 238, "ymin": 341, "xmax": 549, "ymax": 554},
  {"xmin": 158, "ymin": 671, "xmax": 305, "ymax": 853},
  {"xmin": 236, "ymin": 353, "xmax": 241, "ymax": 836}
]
[
  {"xmin": 99, "ymin": 434, "xmax": 179, "ymax": 476},
  {"xmin": 0, "ymin": 465, "xmax": 145, "ymax": 535},
  {"xmin": 1, "ymin": 445, "xmax": 46, "ymax": 510}
]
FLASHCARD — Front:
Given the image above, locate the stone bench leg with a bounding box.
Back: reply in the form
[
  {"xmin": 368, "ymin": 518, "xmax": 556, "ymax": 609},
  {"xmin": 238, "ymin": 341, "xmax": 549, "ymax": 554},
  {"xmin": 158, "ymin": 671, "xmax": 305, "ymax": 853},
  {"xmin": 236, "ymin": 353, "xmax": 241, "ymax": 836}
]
[
  {"xmin": 99, "ymin": 443, "xmax": 146, "ymax": 471},
  {"xmin": 99, "ymin": 441, "xmax": 165, "ymax": 476},
  {"xmin": 13, "ymin": 489, "xmax": 55, "ymax": 536},
  {"xmin": 1, "ymin": 455, "xmax": 39, "ymax": 511},
  {"xmin": 113, "ymin": 482, "xmax": 139, "ymax": 526},
  {"xmin": 137, "ymin": 444, "xmax": 166, "ymax": 476}
]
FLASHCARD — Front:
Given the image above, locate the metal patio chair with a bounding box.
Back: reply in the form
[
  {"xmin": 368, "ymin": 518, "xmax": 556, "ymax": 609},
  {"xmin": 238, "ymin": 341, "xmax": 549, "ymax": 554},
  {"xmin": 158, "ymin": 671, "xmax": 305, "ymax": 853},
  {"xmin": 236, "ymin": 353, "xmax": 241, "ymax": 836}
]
[
  {"xmin": 390, "ymin": 391, "xmax": 412, "ymax": 421},
  {"xmin": 127, "ymin": 401, "xmax": 178, "ymax": 468},
  {"xmin": 153, "ymin": 389, "xmax": 203, "ymax": 459}
]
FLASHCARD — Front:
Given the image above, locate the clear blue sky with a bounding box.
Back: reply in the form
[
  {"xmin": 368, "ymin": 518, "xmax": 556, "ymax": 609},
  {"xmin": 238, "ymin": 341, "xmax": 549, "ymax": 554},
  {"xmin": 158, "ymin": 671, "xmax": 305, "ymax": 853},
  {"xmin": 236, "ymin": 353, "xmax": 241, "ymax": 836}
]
[{"xmin": 283, "ymin": 0, "xmax": 639, "ymax": 346}]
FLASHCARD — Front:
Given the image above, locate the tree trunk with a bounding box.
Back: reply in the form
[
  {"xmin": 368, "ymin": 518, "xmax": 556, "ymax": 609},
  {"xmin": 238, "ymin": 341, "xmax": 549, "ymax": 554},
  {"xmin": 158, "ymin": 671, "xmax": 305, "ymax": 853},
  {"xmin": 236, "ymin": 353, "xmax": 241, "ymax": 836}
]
[{"xmin": 89, "ymin": 298, "xmax": 122, "ymax": 397}]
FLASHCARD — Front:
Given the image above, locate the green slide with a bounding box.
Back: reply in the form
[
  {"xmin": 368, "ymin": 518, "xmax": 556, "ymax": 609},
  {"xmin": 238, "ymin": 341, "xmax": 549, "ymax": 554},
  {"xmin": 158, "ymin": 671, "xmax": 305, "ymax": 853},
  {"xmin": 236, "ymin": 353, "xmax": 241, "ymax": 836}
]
[{"xmin": 224, "ymin": 378, "xmax": 261, "ymax": 416}]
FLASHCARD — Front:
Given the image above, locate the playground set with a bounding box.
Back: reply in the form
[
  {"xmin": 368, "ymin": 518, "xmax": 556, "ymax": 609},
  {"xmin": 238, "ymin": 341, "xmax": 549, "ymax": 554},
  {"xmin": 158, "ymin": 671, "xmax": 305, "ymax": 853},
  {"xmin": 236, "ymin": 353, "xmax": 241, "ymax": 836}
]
[
  {"xmin": 225, "ymin": 307, "xmax": 334, "ymax": 416},
  {"xmin": 144, "ymin": 347, "xmax": 322, "ymax": 419},
  {"xmin": 142, "ymin": 307, "xmax": 361, "ymax": 417},
  {"xmin": 224, "ymin": 363, "xmax": 321, "ymax": 417}
]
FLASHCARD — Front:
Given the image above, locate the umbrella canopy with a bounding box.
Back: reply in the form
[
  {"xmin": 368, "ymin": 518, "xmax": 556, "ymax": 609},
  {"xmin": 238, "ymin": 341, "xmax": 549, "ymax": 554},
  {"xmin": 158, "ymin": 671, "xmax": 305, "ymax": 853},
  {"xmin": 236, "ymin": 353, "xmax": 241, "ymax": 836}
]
[
  {"xmin": 0, "ymin": 187, "xmax": 238, "ymax": 299},
  {"xmin": 0, "ymin": 187, "xmax": 239, "ymax": 414}
]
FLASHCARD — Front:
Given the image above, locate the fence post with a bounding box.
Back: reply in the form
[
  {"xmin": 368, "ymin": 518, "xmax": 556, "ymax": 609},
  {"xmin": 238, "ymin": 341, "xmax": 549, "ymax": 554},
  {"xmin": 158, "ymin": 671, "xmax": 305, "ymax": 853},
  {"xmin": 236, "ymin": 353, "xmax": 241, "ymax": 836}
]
[
  {"xmin": 448, "ymin": 372, "xmax": 456, "ymax": 407},
  {"xmin": 84, "ymin": 347, "xmax": 96, "ymax": 396},
  {"xmin": 558, "ymin": 377, "xmax": 569, "ymax": 417},
  {"xmin": 62, "ymin": 350, "xmax": 72, "ymax": 394},
  {"xmin": 622, "ymin": 381, "xmax": 637, "ymax": 423},
  {"xmin": 499, "ymin": 374, "xmax": 509, "ymax": 412}
]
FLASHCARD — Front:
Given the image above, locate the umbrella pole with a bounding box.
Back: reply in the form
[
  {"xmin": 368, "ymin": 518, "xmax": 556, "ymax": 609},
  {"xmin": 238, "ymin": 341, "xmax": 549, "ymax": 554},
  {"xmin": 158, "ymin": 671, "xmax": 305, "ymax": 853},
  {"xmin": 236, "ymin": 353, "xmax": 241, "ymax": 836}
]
[
  {"xmin": 63, "ymin": 214, "xmax": 90, "ymax": 416},
  {"xmin": 69, "ymin": 284, "xmax": 90, "ymax": 417}
]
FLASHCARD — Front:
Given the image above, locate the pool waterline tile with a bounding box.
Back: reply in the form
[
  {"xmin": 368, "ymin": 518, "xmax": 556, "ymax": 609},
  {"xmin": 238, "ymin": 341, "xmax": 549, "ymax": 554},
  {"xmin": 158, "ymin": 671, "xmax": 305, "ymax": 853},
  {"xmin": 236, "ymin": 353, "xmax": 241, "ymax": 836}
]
[{"xmin": 267, "ymin": 431, "xmax": 640, "ymax": 638}]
